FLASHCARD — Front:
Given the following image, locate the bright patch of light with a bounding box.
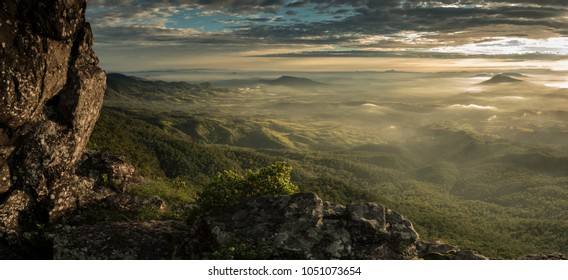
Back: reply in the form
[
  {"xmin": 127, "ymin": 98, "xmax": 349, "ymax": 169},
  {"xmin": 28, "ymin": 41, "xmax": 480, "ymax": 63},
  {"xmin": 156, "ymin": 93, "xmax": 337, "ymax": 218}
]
[
  {"xmin": 551, "ymin": 60, "xmax": 568, "ymax": 71},
  {"xmin": 488, "ymin": 115, "xmax": 498, "ymax": 121},
  {"xmin": 467, "ymin": 86, "xmax": 484, "ymax": 93},
  {"xmin": 449, "ymin": 104, "xmax": 498, "ymax": 110},
  {"xmin": 472, "ymin": 77, "xmax": 490, "ymax": 81},
  {"xmin": 357, "ymin": 32, "xmax": 438, "ymax": 46},
  {"xmin": 545, "ymin": 82, "xmax": 568, "ymax": 89},
  {"xmin": 416, "ymin": 2, "xmax": 484, "ymax": 8},
  {"xmin": 430, "ymin": 37, "xmax": 568, "ymax": 56},
  {"xmin": 361, "ymin": 103, "xmax": 385, "ymax": 113},
  {"xmin": 357, "ymin": 35, "xmax": 390, "ymax": 45},
  {"xmin": 501, "ymin": 96, "xmax": 526, "ymax": 100}
]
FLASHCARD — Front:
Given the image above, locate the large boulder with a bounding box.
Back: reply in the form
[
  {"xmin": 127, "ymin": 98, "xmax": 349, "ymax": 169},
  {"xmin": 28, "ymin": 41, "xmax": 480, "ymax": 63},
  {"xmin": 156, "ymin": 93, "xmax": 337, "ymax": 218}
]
[
  {"xmin": 0, "ymin": 0, "xmax": 106, "ymax": 236},
  {"xmin": 194, "ymin": 193, "xmax": 420, "ymax": 259}
]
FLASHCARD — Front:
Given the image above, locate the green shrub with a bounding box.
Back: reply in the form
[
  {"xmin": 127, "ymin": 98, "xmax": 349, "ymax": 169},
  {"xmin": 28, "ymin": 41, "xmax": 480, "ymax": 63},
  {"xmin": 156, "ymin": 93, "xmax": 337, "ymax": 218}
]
[{"xmin": 196, "ymin": 161, "xmax": 299, "ymax": 214}]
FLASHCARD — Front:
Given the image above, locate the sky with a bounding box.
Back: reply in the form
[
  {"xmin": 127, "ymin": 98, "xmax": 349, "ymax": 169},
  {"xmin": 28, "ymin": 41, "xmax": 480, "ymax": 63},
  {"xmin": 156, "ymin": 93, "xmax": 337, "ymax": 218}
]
[{"xmin": 86, "ymin": 0, "xmax": 568, "ymax": 73}]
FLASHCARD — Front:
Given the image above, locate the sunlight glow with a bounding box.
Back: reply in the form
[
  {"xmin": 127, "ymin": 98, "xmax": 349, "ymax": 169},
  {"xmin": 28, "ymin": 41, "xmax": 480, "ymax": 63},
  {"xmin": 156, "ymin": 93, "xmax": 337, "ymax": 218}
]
[
  {"xmin": 545, "ymin": 82, "xmax": 568, "ymax": 89},
  {"xmin": 551, "ymin": 60, "xmax": 568, "ymax": 71},
  {"xmin": 449, "ymin": 104, "xmax": 498, "ymax": 110},
  {"xmin": 501, "ymin": 96, "xmax": 526, "ymax": 100},
  {"xmin": 430, "ymin": 37, "xmax": 568, "ymax": 56}
]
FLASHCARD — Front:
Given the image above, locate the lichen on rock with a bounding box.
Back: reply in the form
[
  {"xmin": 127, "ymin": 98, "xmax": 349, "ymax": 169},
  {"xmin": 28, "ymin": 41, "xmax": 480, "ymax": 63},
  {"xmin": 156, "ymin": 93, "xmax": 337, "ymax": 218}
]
[
  {"xmin": 0, "ymin": 0, "xmax": 107, "ymax": 236},
  {"xmin": 194, "ymin": 193, "xmax": 421, "ymax": 259}
]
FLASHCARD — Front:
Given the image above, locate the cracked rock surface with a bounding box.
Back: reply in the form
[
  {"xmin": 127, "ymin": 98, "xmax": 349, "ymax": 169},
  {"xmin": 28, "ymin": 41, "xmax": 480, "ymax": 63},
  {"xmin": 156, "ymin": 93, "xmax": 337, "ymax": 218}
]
[
  {"xmin": 195, "ymin": 193, "xmax": 421, "ymax": 259},
  {"xmin": 0, "ymin": 0, "xmax": 106, "ymax": 236}
]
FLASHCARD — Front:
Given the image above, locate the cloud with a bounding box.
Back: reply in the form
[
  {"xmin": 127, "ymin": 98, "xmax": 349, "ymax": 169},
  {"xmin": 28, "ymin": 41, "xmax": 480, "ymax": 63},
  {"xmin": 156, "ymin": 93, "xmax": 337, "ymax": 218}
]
[
  {"xmin": 545, "ymin": 82, "xmax": 568, "ymax": 89},
  {"xmin": 449, "ymin": 104, "xmax": 498, "ymax": 110},
  {"xmin": 86, "ymin": 0, "xmax": 568, "ymax": 71},
  {"xmin": 227, "ymin": 1, "xmax": 568, "ymax": 50},
  {"xmin": 254, "ymin": 49, "xmax": 567, "ymax": 60},
  {"xmin": 429, "ymin": 37, "xmax": 568, "ymax": 56},
  {"xmin": 88, "ymin": 1, "xmax": 568, "ymax": 43},
  {"xmin": 501, "ymin": 96, "xmax": 526, "ymax": 101},
  {"xmin": 89, "ymin": 0, "xmax": 286, "ymax": 14}
]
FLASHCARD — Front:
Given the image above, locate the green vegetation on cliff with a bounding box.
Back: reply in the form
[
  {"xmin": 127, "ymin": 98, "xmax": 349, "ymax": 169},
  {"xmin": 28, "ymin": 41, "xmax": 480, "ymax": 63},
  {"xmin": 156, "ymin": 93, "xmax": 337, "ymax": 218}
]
[{"xmin": 197, "ymin": 161, "xmax": 299, "ymax": 214}]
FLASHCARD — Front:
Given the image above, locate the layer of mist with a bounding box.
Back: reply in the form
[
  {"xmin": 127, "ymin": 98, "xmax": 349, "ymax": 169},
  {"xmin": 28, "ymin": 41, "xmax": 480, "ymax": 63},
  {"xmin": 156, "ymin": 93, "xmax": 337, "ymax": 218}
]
[{"xmin": 113, "ymin": 69, "xmax": 568, "ymax": 151}]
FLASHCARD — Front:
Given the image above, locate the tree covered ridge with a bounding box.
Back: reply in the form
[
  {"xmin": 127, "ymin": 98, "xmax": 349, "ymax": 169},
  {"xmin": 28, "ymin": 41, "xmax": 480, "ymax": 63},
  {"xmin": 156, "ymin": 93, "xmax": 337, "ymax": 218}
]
[{"xmin": 87, "ymin": 106, "xmax": 568, "ymax": 259}]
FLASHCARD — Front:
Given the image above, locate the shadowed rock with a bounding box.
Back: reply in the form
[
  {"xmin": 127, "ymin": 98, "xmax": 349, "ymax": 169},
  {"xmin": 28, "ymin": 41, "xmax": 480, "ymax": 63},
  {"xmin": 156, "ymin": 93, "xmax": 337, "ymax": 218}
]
[
  {"xmin": 49, "ymin": 221, "xmax": 190, "ymax": 260},
  {"xmin": 0, "ymin": 0, "xmax": 107, "ymax": 238},
  {"xmin": 194, "ymin": 193, "xmax": 420, "ymax": 259},
  {"xmin": 3, "ymin": 192, "xmax": 490, "ymax": 260}
]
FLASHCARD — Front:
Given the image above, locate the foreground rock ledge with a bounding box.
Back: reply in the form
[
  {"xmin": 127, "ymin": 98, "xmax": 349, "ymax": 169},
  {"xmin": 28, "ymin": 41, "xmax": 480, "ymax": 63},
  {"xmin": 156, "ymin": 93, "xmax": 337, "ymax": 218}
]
[
  {"xmin": 39, "ymin": 193, "xmax": 489, "ymax": 260},
  {"xmin": 0, "ymin": 0, "xmax": 106, "ymax": 235},
  {"xmin": 193, "ymin": 193, "xmax": 487, "ymax": 260}
]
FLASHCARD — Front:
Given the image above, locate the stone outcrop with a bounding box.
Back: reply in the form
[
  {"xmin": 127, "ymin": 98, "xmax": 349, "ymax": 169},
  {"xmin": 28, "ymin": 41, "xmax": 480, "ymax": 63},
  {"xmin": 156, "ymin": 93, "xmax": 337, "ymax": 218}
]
[
  {"xmin": 5, "ymin": 192, "xmax": 489, "ymax": 260},
  {"xmin": 193, "ymin": 193, "xmax": 416, "ymax": 259},
  {"xmin": 76, "ymin": 150, "xmax": 139, "ymax": 194},
  {"xmin": 0, "ymin": 0, "xmax": 106, "ymax": 236},
  {"xmin": 191, "ymin": 193, "xmax": 488, "ymax": 260}
]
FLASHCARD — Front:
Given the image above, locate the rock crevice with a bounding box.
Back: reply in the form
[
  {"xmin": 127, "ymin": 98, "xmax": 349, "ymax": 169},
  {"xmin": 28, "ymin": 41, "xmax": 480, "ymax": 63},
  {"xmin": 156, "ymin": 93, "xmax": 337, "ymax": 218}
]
[{"xmin": 0, "ymin": 0, "xmax": 106, "ymax": 236}]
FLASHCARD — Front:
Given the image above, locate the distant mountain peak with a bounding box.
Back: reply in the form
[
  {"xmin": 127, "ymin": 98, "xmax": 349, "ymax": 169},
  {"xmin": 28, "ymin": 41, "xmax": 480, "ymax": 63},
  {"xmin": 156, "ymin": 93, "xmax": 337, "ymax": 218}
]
[
  {"xmin": 277, "ymin": 75, "xmax": 298, "ymax": 80},
  {"xmin": 501, "ymin": 72, "xmax": 526, "ymax": 77},
  {"xmin": 264, "ymin": 75, "xmax": 324, "ymax": 88},
  {"xmin": 480, "ymin": 74, "xmax": 523, "ymax": 85}
]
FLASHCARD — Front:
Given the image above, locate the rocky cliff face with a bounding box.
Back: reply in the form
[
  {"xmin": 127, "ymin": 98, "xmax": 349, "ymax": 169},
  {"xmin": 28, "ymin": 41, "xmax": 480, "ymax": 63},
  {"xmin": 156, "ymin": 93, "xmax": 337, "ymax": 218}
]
[{"xmin": 0, "ymin": 0, "xmax": 106, "ymax": 237}]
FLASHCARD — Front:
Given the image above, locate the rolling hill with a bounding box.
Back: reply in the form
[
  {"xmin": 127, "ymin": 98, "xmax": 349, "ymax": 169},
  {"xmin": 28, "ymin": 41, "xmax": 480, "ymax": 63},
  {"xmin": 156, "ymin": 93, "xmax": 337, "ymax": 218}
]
[
  {"xmin": 262, "ymin": 75, "xmax": 325, "ymax": 88},
  {"xmin": 480, "ymin": 74, "xmax": 524, "ymax": 85}
]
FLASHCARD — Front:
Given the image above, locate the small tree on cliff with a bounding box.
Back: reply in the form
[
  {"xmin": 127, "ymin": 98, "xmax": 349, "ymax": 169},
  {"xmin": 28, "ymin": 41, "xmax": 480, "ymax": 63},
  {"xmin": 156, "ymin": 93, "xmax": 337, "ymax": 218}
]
[{"xmin": 196, "ymin": 161, "xmax": 299, "ymax": 214}]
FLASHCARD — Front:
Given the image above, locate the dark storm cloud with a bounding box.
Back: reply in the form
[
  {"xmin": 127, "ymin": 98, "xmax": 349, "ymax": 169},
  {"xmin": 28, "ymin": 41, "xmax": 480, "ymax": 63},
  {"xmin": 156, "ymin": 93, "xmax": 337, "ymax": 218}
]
[
  {"xmin": 88, "ymin": 1, "xmax": 568, "ymax": 30},
  {"xmin": 233, "ymin": 0, "xmax": 567, "ymax": 47},
  {"xmin": 91, "ymin": 25, "xmax": 249, "ymax": 46},
  {"xmin": 285, "ymin": 1, "xmax": 307, "ymax": 8},
  {"xmin": 333, "ymin": 9, "xmax": 351, "ymax": 14},
  {"xmin": 195, "ymin": 0, "xmax": 286, "ymax": 12}
]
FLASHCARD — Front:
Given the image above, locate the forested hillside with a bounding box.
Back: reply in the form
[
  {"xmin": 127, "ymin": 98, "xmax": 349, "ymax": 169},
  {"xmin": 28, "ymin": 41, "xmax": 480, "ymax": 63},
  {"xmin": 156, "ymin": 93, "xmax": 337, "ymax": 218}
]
[{"xmin": 87, "ymin": 73, "xmax": 568, "ymax": 258}]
